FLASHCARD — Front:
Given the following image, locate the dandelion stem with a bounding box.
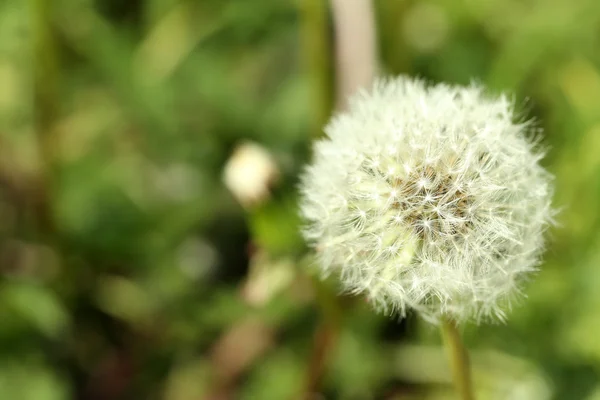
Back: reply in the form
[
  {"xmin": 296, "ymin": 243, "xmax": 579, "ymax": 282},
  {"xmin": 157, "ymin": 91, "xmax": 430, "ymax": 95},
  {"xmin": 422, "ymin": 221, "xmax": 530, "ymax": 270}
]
[{"xmin": 440, "ymin": 317, "xmax": 474, "ymax": 400}]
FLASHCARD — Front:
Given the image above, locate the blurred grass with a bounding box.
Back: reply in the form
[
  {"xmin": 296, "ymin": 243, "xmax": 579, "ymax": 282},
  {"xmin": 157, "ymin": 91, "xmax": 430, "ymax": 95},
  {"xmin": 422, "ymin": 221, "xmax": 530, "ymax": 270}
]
[{"xmin": 1, "ymin": 0, "xmax": 600, "ymax": 399}]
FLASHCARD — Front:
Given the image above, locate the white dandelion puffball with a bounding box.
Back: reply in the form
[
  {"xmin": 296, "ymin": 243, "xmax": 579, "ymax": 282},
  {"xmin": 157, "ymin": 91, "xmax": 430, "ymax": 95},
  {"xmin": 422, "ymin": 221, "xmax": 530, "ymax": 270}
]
[{"xmin": 299, "ymin": 77, "xmax": 554, "ymax": 323}]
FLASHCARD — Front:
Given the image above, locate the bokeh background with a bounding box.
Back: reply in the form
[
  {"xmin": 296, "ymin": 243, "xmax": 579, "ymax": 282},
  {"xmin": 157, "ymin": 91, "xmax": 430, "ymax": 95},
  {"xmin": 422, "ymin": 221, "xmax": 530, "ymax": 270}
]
[{"xmin": 1, "ymin": 0, "xmax": 600, "ymax": 399}]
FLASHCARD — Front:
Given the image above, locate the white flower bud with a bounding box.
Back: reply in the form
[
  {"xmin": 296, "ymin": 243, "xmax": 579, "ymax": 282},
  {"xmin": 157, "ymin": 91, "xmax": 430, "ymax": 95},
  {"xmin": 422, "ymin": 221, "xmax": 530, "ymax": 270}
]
[
  {"xmin": 299, "ymin": 77, "xmax": 554, "ymax": 323},
  {"xmin": 223, "ymin": 142, "xmax": 279, "ymax": 208}
]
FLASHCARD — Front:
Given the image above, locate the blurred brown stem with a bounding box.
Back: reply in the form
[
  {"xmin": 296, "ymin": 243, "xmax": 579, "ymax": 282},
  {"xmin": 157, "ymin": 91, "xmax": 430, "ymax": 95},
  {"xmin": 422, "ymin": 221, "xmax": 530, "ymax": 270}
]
[{"xmin": 441, "ymin": 317, "xmax": 475, "ymax": 400}]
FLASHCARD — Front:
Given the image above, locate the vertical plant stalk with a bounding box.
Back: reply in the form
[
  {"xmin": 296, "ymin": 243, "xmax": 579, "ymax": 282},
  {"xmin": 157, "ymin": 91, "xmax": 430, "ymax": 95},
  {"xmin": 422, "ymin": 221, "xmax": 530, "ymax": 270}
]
[
  {"xmin": 330, "ymin": 0, "xmax": 378, "ymax": 110},
  {"xmin": 31, "ymin": 0, "xmax": 59, "ymax": 234},
  {"xmin": 302, "ymin": 277, "xmax": 342, "ymax": 398},
  {"xmin": 299, "ymin": 1, "xmax": 377, "ymax": 398},
  {"xmin": 441, "ymin": 317, "xmax": 475, "ymax": 400},
  {"xmin": 298, "ymin": 0, "xmax": 336, "ymax": 394},
  {"xmin": 299, "ymin": 0, "xmax": 334, "ymax": 139},
  {"xmin": 376, "ymin": 0, "xmax": 410, "ymax": 74}
]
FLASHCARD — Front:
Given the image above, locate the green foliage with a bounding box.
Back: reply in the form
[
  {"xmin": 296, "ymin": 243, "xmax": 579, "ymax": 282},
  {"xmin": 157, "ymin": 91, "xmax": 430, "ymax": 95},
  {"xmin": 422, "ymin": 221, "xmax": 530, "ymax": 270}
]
[{"xmin": 1, "ymin": 0, "xmax": 599, "ymax": 398}]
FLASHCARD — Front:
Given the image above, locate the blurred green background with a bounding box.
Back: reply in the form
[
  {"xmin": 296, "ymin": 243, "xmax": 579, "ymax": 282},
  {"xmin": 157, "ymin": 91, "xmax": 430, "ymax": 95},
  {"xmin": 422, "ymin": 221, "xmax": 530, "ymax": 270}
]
[{"xmin": 1, "ymin": 0, "xmax": 599, "ymax": 399}]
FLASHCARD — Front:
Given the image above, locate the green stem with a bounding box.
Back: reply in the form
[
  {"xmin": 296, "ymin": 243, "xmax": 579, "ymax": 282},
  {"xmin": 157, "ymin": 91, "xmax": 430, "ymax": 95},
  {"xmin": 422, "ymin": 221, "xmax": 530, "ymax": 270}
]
[
  {"xmin": 440, "ymin": 317, "xmax": 475, "ymax": 400},
  {"xmin": 298, "ymin": 0, "xmax": 333, "ymax": 139},
  {"xmin": 302, "ymin": 276, "xmax": 342, "ymax": 398},
  {"xmin": 375, "ymin": 0, "xmax": 410, "ymax": 74},
  {"xmin": 31, "ymin": 0, "xmax": 59, "ymax": 234}
]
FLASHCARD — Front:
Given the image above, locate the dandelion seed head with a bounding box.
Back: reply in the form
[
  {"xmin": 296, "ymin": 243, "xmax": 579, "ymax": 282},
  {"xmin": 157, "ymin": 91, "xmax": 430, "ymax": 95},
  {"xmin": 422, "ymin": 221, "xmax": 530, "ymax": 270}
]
[{"xmin": 299, "ymin": 77, "xmax": 554, "ymax": 323}]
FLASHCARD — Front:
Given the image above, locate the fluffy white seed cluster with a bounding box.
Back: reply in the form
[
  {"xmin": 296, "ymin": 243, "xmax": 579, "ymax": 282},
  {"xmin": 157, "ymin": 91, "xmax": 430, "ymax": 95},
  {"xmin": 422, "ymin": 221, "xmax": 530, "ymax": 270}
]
[{"xmin": 300, "ymin": 77, "xmax": 554, "ymax": 323}]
